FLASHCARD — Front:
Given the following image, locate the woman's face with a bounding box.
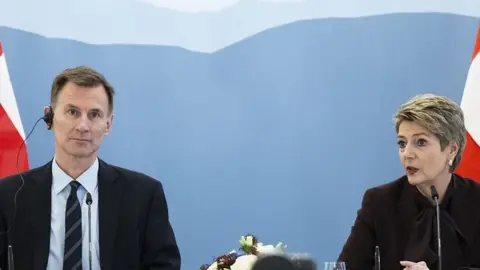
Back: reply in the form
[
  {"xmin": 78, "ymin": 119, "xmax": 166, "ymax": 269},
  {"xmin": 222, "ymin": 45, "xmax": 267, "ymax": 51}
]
[{"xmin": 397, "ymin": 120, "xmax": 457, "ymax": 186}]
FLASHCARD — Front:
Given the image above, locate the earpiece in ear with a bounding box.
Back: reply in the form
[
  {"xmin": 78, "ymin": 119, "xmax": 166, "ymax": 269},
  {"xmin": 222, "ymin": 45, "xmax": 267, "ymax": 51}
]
[{"xmin": 43, "ymin": 106, "xmax": 54, "ymax": 130}]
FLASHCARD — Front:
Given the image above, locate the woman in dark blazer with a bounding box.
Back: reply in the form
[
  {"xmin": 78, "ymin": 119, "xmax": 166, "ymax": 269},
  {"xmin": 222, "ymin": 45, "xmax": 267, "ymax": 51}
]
[{"xmin": 338, "ymin": 94, "xmax": 480, "ymax": 270}]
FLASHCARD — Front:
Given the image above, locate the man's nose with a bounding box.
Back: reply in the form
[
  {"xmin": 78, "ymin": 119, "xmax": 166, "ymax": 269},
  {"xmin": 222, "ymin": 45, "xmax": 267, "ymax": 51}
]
[{"xmin": 76, "ymin": 115, "xmax": 91, "ymax": 131}]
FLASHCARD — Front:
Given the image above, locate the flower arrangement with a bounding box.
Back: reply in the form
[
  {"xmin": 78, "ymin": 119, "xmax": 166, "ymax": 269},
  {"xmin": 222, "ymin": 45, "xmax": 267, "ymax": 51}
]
[{"xmin": 200, "ymin": 234, "xmax": 287, "ymax": 270}]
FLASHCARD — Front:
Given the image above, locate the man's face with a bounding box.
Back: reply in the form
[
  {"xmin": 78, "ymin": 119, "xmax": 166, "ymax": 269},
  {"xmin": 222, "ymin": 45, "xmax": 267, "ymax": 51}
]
[{"xmin": 48, "ymin": 82, "xmax": 113, "ymax": 158}]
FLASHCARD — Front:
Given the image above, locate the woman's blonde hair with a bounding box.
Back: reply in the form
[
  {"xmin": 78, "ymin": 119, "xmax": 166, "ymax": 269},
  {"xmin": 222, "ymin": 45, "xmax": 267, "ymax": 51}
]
[{"xmin": 394, "ymin": 94, "xmax": 466, "ymax": 171}]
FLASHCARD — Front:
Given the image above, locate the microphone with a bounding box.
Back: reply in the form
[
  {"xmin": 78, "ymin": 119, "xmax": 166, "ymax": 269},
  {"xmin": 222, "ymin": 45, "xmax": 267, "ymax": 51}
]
[
  {"xmin": 374, "ymin": 245, "xmax": 380, "ymax": 270},
  {"xmin": 430, "ymin": 185, "xmax": 442, "ymax": 270},
  {"xmin": 7, "ymin": 246, "xmax": 13, "ymax": 270},
  {"xmin": 86, "ymin": 193, "xmax": 93, "ymax": 270}
]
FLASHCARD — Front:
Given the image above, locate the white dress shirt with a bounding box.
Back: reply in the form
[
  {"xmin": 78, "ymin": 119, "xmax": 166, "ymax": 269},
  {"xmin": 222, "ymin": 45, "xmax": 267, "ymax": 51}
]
[{"xmin": 46, "ymin": 157, "xmax": 101, "ymax": 270}]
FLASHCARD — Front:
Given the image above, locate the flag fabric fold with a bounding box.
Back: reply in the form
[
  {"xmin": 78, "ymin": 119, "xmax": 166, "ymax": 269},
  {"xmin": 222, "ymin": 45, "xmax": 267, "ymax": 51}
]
[
  {"xmin": 456, "ymin": 25, "xmax": 480, "ymax": 181},
  {"xmin": 0, "ymin": 41, "xmax": 29, "ymax": 178}
]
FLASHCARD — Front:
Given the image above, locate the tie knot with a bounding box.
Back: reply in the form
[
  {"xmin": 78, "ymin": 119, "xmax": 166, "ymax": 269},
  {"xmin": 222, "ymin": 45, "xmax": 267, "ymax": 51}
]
[{"xmin": 69, "ymin": 181, "xmax": 81, "ymax": 192}]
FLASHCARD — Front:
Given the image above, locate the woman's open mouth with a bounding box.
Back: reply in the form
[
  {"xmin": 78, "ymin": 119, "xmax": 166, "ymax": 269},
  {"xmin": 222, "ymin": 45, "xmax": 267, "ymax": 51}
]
[{"xmin": 406, "ymin": 166, "xmax": 419, "ymax": 175}]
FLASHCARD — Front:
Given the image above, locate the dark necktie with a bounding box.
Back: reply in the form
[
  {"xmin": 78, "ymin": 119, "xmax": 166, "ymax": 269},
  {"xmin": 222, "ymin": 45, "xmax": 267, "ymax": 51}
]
[{"xmin": 64, "ymin": 181, "xmax": 83, "ymax": 270}]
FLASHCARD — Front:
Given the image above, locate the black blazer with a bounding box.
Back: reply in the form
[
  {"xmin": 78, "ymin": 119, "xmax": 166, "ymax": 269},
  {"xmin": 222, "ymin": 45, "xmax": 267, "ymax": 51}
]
[
  {"xmin": 0, "ymin": 159, "xmax": 181, "ymax": 270},
  {"xmin": 338, "ymin": 174, "xmax": 480, "ymax": 270}
]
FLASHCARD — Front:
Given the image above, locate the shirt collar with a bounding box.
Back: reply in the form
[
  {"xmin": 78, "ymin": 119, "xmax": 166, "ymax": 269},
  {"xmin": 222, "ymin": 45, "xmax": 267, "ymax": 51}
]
[{"xmin": 52, "ymin": 156, "xmax": 99, "ymax": 195}]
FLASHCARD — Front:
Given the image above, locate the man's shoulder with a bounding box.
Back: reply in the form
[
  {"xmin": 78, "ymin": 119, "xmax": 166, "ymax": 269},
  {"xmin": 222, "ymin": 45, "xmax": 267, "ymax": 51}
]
[
  {"xmin": 101, "ymin": 160, "xmax": 162, "ymax": 188},
  {"xmin": 0, "ymin": 163, "xmax": 50, "ymax": 190}
]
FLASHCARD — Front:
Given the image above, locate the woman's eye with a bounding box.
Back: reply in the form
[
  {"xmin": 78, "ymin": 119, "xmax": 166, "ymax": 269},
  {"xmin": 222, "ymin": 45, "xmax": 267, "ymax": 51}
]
[{"xmin": 417, "ymin": 139, "xmax": 427, "ymax": 146}]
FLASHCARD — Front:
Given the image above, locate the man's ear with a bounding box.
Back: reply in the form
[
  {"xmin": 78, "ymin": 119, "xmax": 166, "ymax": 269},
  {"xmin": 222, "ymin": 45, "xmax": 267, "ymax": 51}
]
[{"xmin": 104, "ymin": 113, "xmax": 114, "ymax": 135}]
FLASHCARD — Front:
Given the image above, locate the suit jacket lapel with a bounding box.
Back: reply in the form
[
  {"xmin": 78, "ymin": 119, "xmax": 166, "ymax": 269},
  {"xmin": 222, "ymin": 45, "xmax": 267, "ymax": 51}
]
[
  {"xmin": 28, "ymin": 161, "xmax": 53, "ymax": 270},
  {"xmin": 98, "ymin": 159, "xmax": 123, "ymax": 269}
]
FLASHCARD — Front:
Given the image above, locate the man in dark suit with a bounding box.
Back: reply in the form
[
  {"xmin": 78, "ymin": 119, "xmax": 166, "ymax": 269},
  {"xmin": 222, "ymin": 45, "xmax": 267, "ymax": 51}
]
[{"xmin": 0, "ymin": 66, "xmax": 181, "ymax": 270}]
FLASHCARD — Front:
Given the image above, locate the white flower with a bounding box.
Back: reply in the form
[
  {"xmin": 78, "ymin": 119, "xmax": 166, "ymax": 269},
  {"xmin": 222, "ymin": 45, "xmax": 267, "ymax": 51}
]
[
  {"xmin": 231, "ymin": 255, "xmax": 258, "ymax": 270},
  {"xmin": 206, "ymin": 250, "xmax": 239, "ymax": 270},
  {"xmin": 256, "ymin": 242, "xmax": 286, "ymax": 256},
  {"xmin": 207, "ymin": 262, "xmax": 217, "ymax": 270},
  {"xmin": 202, "ymin": 236, "xmax": 287, "ymax": 270},
  {"xmin": 256, "ymin": 245, "xmax": 283, "ymax": 255}
]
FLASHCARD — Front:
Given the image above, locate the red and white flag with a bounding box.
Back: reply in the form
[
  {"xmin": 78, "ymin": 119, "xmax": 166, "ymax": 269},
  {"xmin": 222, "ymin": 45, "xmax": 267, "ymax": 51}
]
[
  {"xmin": 0, "ymin": 41, "xmax": 29, "ymax": 178},
  {"xmin": 456, "ymin": 25, "xmax": 480, "ymax": 181}
]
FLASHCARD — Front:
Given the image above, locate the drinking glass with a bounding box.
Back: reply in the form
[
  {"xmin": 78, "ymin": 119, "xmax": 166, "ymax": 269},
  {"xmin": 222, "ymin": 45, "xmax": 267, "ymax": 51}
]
[{"xmin": 324, "ymin": 261, "xmax": 346, "ymax": 270}]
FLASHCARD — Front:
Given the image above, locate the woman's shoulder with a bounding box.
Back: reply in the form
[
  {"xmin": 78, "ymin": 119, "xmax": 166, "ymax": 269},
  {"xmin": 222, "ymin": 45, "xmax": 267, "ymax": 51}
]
[
  {"xmin": 364, "ymin": 175, "xmax": 408, "ymax": 197},
  {"xmin": 360, "ymin": 175, "xmax": 409, "ymax": 207},
  {"xmin": 453, "ymin": 173, "xmax": 480, "ymax": 193}
]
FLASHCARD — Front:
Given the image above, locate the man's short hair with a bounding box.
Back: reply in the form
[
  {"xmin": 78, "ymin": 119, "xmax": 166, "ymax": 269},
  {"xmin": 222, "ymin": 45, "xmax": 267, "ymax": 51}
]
[{"xmin": 50, "ymin": 66, "xmax": 115, "ymax": 114}]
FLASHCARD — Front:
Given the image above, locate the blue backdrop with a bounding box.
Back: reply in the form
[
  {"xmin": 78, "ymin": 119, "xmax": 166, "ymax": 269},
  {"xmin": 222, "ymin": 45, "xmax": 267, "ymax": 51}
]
[{"xmin": 1, "ymin": 1, "xmax": 480, "ymax": 268}]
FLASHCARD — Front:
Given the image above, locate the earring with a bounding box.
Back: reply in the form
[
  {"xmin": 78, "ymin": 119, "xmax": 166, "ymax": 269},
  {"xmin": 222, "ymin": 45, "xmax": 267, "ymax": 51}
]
[{"xmin": 448, "ymin": 159, "xmax": 453, "ymax": 166}]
